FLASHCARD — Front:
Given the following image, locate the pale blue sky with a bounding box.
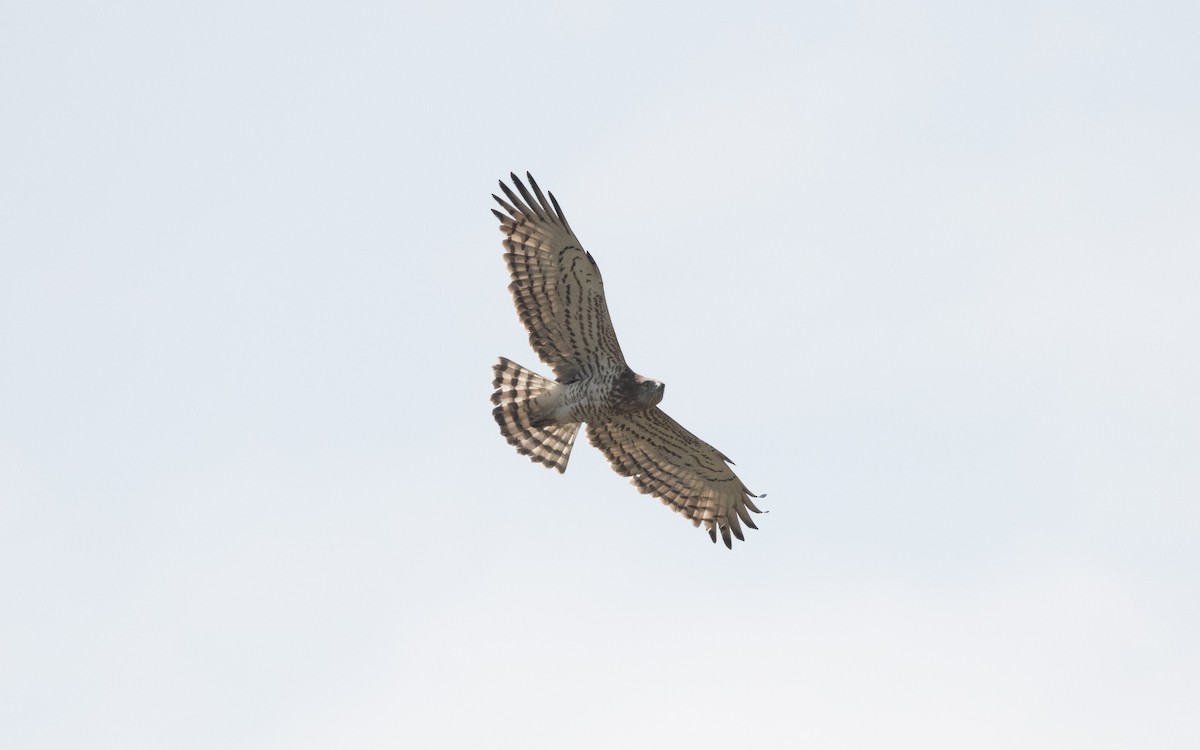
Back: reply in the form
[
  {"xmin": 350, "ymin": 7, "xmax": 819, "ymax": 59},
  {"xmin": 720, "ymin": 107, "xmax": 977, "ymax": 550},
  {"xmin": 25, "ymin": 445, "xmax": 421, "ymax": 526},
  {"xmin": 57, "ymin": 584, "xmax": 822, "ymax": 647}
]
[{"xmin": 2, "ymin": 1, "xmax": 1198, "ymax": 748}]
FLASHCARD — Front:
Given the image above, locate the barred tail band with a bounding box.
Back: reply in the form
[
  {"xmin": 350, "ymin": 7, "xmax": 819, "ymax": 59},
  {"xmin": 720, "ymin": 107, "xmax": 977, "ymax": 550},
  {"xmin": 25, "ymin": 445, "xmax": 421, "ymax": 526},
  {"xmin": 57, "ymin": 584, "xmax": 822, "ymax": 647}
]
[{"xmin": 491, "ymin": 357, "xmax": 580, "ymax": 473}]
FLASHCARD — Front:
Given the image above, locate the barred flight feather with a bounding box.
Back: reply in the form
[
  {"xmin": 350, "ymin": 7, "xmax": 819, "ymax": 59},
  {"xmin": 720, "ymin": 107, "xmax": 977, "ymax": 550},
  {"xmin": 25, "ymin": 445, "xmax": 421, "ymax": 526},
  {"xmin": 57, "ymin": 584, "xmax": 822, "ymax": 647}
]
[
  {"xmin": 493, "ymin": 173, "xmax": 626, "ymax": 382},
  {"xmin": 585, "ymin": 408, "xmax": 762, "ymax": 549}
]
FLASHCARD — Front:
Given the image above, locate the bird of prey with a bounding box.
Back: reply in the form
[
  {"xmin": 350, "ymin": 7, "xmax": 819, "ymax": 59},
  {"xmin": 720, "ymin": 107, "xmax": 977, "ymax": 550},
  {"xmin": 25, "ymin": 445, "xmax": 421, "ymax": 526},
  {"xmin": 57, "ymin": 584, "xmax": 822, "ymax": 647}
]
[{"xmin": 490, "ymin": 173, "xmax": 763, "ymax": 548}]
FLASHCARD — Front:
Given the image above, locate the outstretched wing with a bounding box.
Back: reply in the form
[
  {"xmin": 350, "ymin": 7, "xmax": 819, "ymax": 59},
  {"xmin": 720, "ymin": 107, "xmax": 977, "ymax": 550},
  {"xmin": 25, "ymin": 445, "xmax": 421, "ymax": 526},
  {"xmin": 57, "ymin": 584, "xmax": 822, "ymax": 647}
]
[
  {"xmin": 586, "ymin": 408, "xmax": 764, "ymax": 548},
  {"xmin": 492, "ymin": 173, "xmax": 626, "ymax": 382}
]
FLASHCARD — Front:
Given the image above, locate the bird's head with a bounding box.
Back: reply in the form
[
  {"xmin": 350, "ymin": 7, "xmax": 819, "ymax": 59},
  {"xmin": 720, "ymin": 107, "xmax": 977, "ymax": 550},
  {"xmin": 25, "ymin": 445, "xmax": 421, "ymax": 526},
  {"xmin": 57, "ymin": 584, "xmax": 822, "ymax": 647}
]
[
  {"xmin": 616, "ymin": 370, "xmax": 666, "ymax": 411},
  {"xmin": 639, "ymin": 377, "xmax": 665, "ymax": 408}
]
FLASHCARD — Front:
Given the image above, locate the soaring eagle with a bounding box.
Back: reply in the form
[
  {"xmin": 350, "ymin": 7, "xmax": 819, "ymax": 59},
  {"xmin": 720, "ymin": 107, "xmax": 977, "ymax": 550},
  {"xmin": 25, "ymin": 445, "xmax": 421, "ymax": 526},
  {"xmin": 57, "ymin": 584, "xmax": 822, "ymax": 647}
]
[{"xmin": 490, "ymin": 173, "xmax": 763, "ymax": 548}]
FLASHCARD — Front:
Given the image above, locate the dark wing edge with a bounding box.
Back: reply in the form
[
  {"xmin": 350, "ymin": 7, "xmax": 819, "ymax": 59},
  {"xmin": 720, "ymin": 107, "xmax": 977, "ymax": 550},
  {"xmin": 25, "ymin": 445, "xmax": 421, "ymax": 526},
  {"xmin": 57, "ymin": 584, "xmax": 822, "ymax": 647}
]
[
  {"xmin": 586, "ymin": 407, "xmax": 764, "ymax": 549},
  {"xmin": 491, "ymin": 171, "xmax": 575, "ymax": 235}
]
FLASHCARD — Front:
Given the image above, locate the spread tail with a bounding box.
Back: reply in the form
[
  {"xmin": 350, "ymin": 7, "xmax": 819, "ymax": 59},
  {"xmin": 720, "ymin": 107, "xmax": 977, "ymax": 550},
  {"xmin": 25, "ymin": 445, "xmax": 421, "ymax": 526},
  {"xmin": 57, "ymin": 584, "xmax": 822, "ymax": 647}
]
[{"xmin": 491, "ymin": 357, "xmax": 580, "ymax": 473}]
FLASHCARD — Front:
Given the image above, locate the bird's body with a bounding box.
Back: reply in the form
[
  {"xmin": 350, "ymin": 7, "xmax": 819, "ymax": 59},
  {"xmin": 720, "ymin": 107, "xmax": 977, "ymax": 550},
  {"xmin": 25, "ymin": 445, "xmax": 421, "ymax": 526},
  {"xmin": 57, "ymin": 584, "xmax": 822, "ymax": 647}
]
[
  {"xmin": 490, "ymin": 173, "xmax": 763, "ymax": 548},
  {"xmin": 535, "ymin": 369, "xmax": 663, "ymax": 425}
]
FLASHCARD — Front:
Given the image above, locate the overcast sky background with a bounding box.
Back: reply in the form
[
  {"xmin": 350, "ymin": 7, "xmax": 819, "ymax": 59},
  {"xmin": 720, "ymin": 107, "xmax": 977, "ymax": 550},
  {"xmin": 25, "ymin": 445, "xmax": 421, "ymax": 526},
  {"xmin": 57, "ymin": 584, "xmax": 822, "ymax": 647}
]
[{"xmin": 2, "ymin": 1, "xmax": 1198, "ymax": 748}]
